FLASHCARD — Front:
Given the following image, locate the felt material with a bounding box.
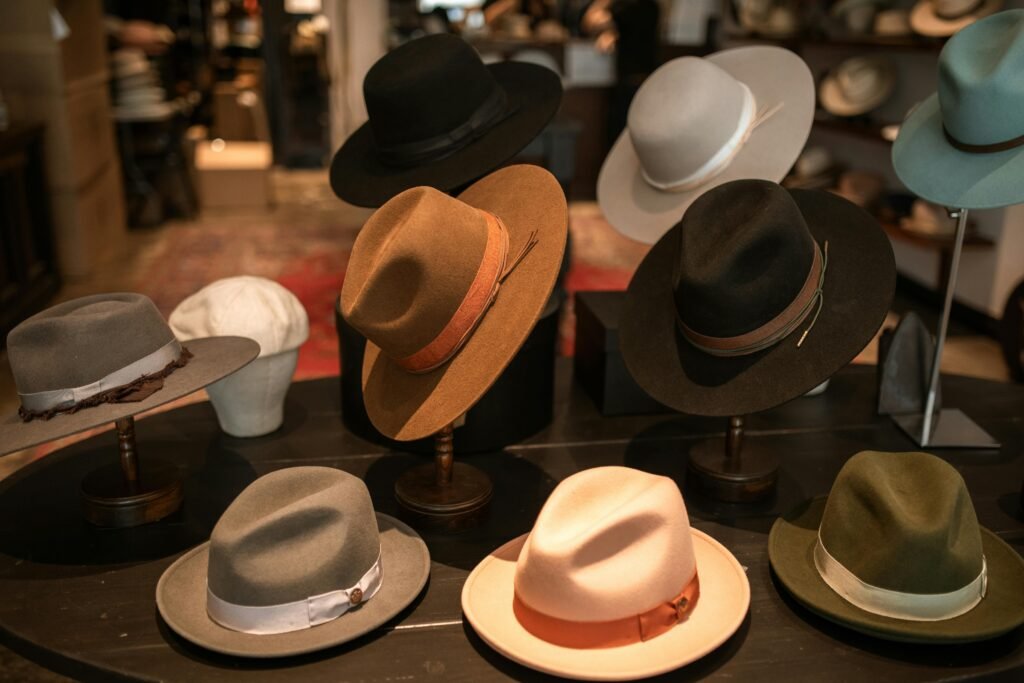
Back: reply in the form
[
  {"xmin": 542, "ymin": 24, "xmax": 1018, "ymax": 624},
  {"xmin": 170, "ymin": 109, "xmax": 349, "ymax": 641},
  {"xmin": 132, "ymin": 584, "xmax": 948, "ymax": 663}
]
[
  {"xmin": 819, "ymin": 56, "xmax": 896, "ymax": 117},
  {"xmin": 351, "ymin": 165, "xmax": 567, "ymax": 441},
  {"xmin": 158, "ymin": 513, "xmax": 430, "ymax": 657},
  {"xmin": 620, "ymin": 181, "xmax": 895, "ymax": 417},
  {"xmin": 597, "ymin": 46, "xmax": 814, "ymax": 245},
  {"xmin": 8, "ymin": 293, "xmax": 176, "ymax": 393},
  {"xmin": 206, "ymin": 468, "xmax": 381, "ymax": 606},
  {"xmin": 769, "ymin": 452, "xmax": 1024, "ymax": 643},
  {"xmin": 893, "ymin": 10, "xmax": 1024, "ymax": 208},
  {"xmin": 466, "ymin": 471, "xmax": 753, "ymax": 683},
  {"xmin": 330, "ymin": 34, "xmax": 561, "ymax": 208},
  {"xmin": 1, "ymin": 316, "xmax": 258, "ymax": 456},
  {"xmin": 515, "ymin": 468, "xmax": 696, "ymax": 623},
  {"xmin": 910, "ymin": 0, "xmax": 1001, "ymax": 36},
  {"xmin": 169, "ymin": 276, "xmax": 309, "ymax": 358}
]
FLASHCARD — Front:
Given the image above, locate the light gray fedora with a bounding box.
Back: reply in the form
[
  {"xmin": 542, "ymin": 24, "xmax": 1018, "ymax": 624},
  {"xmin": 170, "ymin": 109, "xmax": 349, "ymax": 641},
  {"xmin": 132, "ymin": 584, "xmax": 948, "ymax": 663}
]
[
  {"xmin": 893, "ymin": 10, "xmax": 1024, "ymax": 209},
  {"xmin": 157, "ymin": 467, "xmax": 430, "ymax": 657},
  {"xmin": 1, "ymin": 293, "xmax": 258, "ymax": 456},
  {"xmin": 819, "ymin": 56, "xmax": 896, "ymax": 117},
  {"xmin": 597, "ymin": 47, "xmax": 814, "ymax": 245}
]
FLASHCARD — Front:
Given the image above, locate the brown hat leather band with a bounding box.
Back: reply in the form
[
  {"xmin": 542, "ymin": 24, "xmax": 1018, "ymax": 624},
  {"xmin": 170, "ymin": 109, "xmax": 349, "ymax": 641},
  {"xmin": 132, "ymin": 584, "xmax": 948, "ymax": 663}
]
[
  {"xmin": 512, "ymin": 573, "xmax": 700, "ymax": 649},
  {"xmin": 679, "ymin": 241, "xmax": 826, "ymax": 357},
  {"xmin": 943, "ymin": 125, "xmax": 1024, "ymax": 154},
  {"xmin": 394, "ymin": 211, "xmax": 537, "ymax": 374}
]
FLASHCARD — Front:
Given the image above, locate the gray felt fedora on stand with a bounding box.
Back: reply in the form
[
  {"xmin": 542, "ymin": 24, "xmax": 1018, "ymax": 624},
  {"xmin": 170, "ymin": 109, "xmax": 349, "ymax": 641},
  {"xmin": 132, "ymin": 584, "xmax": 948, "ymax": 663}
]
[
  {"xmin": 893, "ymin": 10, "xmax": 1024, "ymax": 209},
  {"xmin": 597, "ymin": 47, "xmax": 814, "ymax": 245},
  {"xmin": 0, "ymin": 293, "xmax": 258, "ymax": 456},
  {"xmin": 157, "ymin": 467, "xmax": 431, "ymax": 657},
  {"xmin": 769, "ymin": 451, "xmax": 1024, "ymax": 643}
]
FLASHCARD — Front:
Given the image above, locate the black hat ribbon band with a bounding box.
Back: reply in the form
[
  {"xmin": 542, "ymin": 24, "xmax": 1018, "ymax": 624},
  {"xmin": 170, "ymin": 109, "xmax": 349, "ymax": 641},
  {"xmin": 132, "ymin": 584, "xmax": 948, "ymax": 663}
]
[
  {"xmin": 943, "ymin": 125, "xmax": 1024, "ymax": 154},
  {"xmin": 375, "ymin": 88, "xmax": 515, "ymax": 168},
  {"xmin": 678, "ymin": 241, "xmax": 828, "ymax": 357},
  {"xmin": 17, "ymin": 340, "xmax": 192, "ymax": 422}
]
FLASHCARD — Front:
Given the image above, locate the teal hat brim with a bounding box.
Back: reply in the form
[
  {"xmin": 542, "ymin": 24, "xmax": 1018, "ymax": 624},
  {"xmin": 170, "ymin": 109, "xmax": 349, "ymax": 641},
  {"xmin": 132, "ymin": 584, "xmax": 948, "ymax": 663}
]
[{"xmin": 892, "ymin": 93, "xmax": 1024, "ymax": 209}]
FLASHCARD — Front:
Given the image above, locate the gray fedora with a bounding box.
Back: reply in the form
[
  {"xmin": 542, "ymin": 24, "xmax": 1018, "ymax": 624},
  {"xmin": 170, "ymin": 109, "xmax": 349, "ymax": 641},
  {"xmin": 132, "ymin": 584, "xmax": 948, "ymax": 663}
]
[
  {"xmin": 1, "ymin": 293, "xmax": 259, "ymax": 456},
  {"xmin": 597, "ymin": 47, "xmax": 814, "ymax": 245},
  {"xmin": 893, "ymin": 10, "xmax": 1024, "ymax": 209},
  {"xmin": 157, "ymin": 467, "xmax": 430, "ymax": 657}
]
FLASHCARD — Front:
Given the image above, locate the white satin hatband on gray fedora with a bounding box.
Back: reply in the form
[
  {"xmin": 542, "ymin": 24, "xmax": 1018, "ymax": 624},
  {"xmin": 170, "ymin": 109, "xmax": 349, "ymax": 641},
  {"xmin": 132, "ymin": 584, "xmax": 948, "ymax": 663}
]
[{"xmin": 206, "ymin": 552, "xmax": 384, "ymax": 635}]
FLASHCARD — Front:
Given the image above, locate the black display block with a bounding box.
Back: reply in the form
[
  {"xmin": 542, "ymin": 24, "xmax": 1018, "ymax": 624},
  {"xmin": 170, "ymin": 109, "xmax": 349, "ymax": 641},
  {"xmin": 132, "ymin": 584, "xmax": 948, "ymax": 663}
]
[
  {"xmin": 335, "ymin": 293, "xmax": 561, "ymax": 454},
  {"xmin": 573, "ymin": 290, "xmax": 670, "ymax": 416}
]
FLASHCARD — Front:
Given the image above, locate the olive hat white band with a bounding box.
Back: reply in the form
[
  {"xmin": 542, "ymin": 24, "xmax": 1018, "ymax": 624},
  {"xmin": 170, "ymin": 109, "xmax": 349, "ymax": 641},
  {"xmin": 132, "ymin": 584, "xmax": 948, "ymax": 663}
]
[
  {"xmin": 814, "ymin": 537, "xmax": 987, "ymax": 622},
  {"xmin": 206, "ymin": 552, "xmax": 383, "ymax": 635},
  {"xmin": 17, "ymin": 338, "xmax": 183, "ymax": 413}
]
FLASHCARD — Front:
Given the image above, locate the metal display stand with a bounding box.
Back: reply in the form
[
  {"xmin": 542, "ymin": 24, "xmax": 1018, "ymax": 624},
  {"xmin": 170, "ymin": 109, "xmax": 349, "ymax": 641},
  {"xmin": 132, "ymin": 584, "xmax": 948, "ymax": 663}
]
[
  {"xmin": 393, "ymin": 422, "xmax": 493, "ymax": 531},
  {"xmin": 892, "ymin": 208, "xmax": 1000, "ymax": 449}
]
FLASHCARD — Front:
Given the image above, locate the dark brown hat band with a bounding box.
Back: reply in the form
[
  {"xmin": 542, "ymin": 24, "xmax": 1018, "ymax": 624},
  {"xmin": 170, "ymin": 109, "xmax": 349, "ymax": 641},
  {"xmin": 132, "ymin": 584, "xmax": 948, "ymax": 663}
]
[
  {"xmin": 393, "ymin": 211, "xmax": 537, "ymax": 374},
  {"xmin": 943, "ymin": 125, "xmax": 1024, "ymax": 154},
  {"xmin": 934, "ymin": 0, "xmax": 986, "ymax": 21},
  {"xmin": 375, "ymin": 88, "xmax": 513, "ymax": 168},
  {"xmin": 679, "ymin": 241, "xmax": 827, "ymax": 357},
  {"xmin": 18, "ymin": 346, "xmax": 193, "ymax": 422}
]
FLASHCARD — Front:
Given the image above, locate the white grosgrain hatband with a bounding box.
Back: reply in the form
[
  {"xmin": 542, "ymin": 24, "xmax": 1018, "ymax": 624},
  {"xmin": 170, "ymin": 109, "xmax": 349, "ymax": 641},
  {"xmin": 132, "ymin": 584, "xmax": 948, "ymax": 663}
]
[
  {"xmin": 814, "ymin": 537, "xmax": 987, "ymax": 621},
  {"xmin": 17, "ymin": 338, "xmax": 183, "ymax": 412},
  {"xmin": 206, "ymin": 552, "xmax": 383, "ymax": 635}
]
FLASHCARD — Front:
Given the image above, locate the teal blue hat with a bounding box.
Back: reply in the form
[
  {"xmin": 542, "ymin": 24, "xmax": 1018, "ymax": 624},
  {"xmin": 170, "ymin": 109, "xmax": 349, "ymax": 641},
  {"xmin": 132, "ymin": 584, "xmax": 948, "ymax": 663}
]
[{"xmin": 892, "ymin": 10, "xmax": 1024, "ymax": 209}]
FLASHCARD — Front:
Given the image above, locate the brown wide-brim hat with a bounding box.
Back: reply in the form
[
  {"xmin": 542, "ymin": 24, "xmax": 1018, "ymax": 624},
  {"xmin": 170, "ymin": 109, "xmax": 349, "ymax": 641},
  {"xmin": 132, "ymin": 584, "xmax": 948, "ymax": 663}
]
[
  {"xmin": 909, "ymin": 0, "xmax": 1002, "ymax": 36},
  {"xmin": 461, "ymin": 529, "xmax": 750, "ymax": 681},
  {"xmin": 769, "ymin": 497, "xmax": 1024, "ymax": 643},
  {"xmin": 157, "ymin": 513, "xmax": 430, "ymax": 657},
  {"xmin": 0, "ymin": 336, "xmax": 259, "ymax": 456},
  {"xmin": 620, "ymin": 189, "xmax": 895, "ymax": 417},
  {"xmin": 362, "ymin": 165, "xmax": 567, "ymax": 441}
]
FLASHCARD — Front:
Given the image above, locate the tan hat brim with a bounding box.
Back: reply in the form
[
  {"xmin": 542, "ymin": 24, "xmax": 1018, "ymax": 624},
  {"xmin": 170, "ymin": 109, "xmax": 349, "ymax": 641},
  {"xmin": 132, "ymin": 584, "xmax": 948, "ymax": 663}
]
[
  {"xmin": 819, "ymin": 67, "xmax": 896, "ymax": 117},
  {"xmin": 909, "ymin": 0, "xmax": 1002, "ymax": 37},
  {"xmin": 597, "ymin": 46, "xmax": 815, "ymax": 245},
  {"xmin": 361, "ymin": 164, "xmax": 567, "ymax": 441},
  {"xmin": 461, "ymin": 529, "xmax": 750, "ymax": 681},
  {"xmin": 0, "ymin": 336, "xmax": 260, "ymax": 456},
  {"xmin": 156, "ymin": 513, "xmax": 430, "ymax": 657},
  {"xmin": 769, "ymin": 497, "xmax": 1024, "ymax": 643}
]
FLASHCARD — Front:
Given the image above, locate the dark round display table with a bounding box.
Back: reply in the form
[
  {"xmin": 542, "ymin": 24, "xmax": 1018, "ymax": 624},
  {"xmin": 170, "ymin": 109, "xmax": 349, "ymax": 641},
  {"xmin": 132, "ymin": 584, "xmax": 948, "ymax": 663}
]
[{"xmin": 0, "ymin": 362, "xmax": 1022, "ymax": 682}]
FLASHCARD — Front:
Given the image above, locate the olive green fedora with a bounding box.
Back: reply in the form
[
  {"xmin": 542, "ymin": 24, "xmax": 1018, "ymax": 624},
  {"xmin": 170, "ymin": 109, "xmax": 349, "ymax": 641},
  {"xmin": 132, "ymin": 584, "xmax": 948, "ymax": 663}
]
[
  {"xmin": 892, "ymin": 10, "xmax": 1024, "ymax": 209},
  {"xmin": 769, "ymin": 451, "xmax": 1024, "ymax": 643}
]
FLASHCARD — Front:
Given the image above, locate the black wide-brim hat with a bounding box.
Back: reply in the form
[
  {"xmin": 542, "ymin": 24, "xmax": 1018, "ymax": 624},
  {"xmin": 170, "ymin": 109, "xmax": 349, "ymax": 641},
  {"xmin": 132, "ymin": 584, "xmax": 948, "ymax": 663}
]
[
  {"xmin": 620, "ymin": 187, "xmax": 895, "ymax": 417},
  {"xmin": 329, "ymin": 36, "xmax": 561, "ymax": 208}
]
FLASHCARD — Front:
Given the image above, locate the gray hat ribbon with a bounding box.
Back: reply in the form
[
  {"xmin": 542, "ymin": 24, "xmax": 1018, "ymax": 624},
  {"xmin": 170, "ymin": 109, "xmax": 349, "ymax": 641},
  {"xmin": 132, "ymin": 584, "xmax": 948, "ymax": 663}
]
[
  {"xmin": 206, "ymin": 551, "xmax": 383, "ymax": 635},
  {"xmin": 18, "ymin": 338, "xmax": 183, "ymax": 413}
]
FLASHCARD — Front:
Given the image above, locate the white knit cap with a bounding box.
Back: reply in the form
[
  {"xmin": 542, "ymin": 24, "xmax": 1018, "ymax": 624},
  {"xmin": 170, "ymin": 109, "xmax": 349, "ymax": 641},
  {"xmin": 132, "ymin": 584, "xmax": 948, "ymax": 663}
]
[{"xmin": 169, "ymin": 276, "xmax": 309, "ymax": 358}]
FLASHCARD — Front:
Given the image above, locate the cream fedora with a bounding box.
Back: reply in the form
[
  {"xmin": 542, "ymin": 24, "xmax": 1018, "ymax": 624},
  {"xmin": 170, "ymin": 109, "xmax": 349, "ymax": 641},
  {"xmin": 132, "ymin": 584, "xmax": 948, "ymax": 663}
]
[
  {"xmin": 875, "ymin": 8, "xmax": 913, "ymax": 35},
  {"xmin": 910, "ymin": 0, "xmax": 1002, "ymax": 36},
  {"xmin": 598, "ymin": 47, "xmax": 814, "ymax": 245},
  {"xmin": 820, "ymin": 56, "xmax": 897, "ymax": 117},
  {"xmin": 462, "ymin": 467, "xmax": 749, "ymax": 680}
]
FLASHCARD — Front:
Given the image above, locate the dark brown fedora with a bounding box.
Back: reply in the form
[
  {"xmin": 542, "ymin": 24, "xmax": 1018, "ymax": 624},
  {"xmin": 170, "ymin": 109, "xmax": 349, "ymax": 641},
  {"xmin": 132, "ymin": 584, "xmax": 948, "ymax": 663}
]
[
  {"xmin": 1, "ymin": 293, "xmax": 258, "ymax": 455},
  {"xmin": 620, "ymin": 179, "xmax": 895, "ymax": 416},
  {"xmin": 330, "ymin": 34, "xmax": 562, "ymax": 208},
  {"xmin": 340, "ymin": 165, "xmax": 567, "ymax": 441}
]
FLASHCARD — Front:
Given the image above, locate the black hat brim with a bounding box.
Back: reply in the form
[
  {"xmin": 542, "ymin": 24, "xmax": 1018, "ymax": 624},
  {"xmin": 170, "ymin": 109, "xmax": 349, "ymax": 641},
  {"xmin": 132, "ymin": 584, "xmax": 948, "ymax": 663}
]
[
  {"xmin": 329, "ymin": 62, "xmax": 562, "ymax": 208},
  {"xmin": 620, "ymin": 189, "xmax": 895, "ymax": 417}
]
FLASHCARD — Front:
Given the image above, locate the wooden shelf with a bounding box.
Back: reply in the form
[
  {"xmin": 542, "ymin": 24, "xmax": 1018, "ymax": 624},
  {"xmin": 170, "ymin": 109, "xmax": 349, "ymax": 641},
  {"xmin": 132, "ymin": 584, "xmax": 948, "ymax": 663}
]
[
  {"xmin": 813, "ymin": 116, "xmax": 894, "ymax": 144},
  {"xmin": 881, "ymin": 220, "xmax": 994, "ymax": 251},
  {"xmin": 723, "ymin": 31, "xmax": 947, "ymax": 52}
]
